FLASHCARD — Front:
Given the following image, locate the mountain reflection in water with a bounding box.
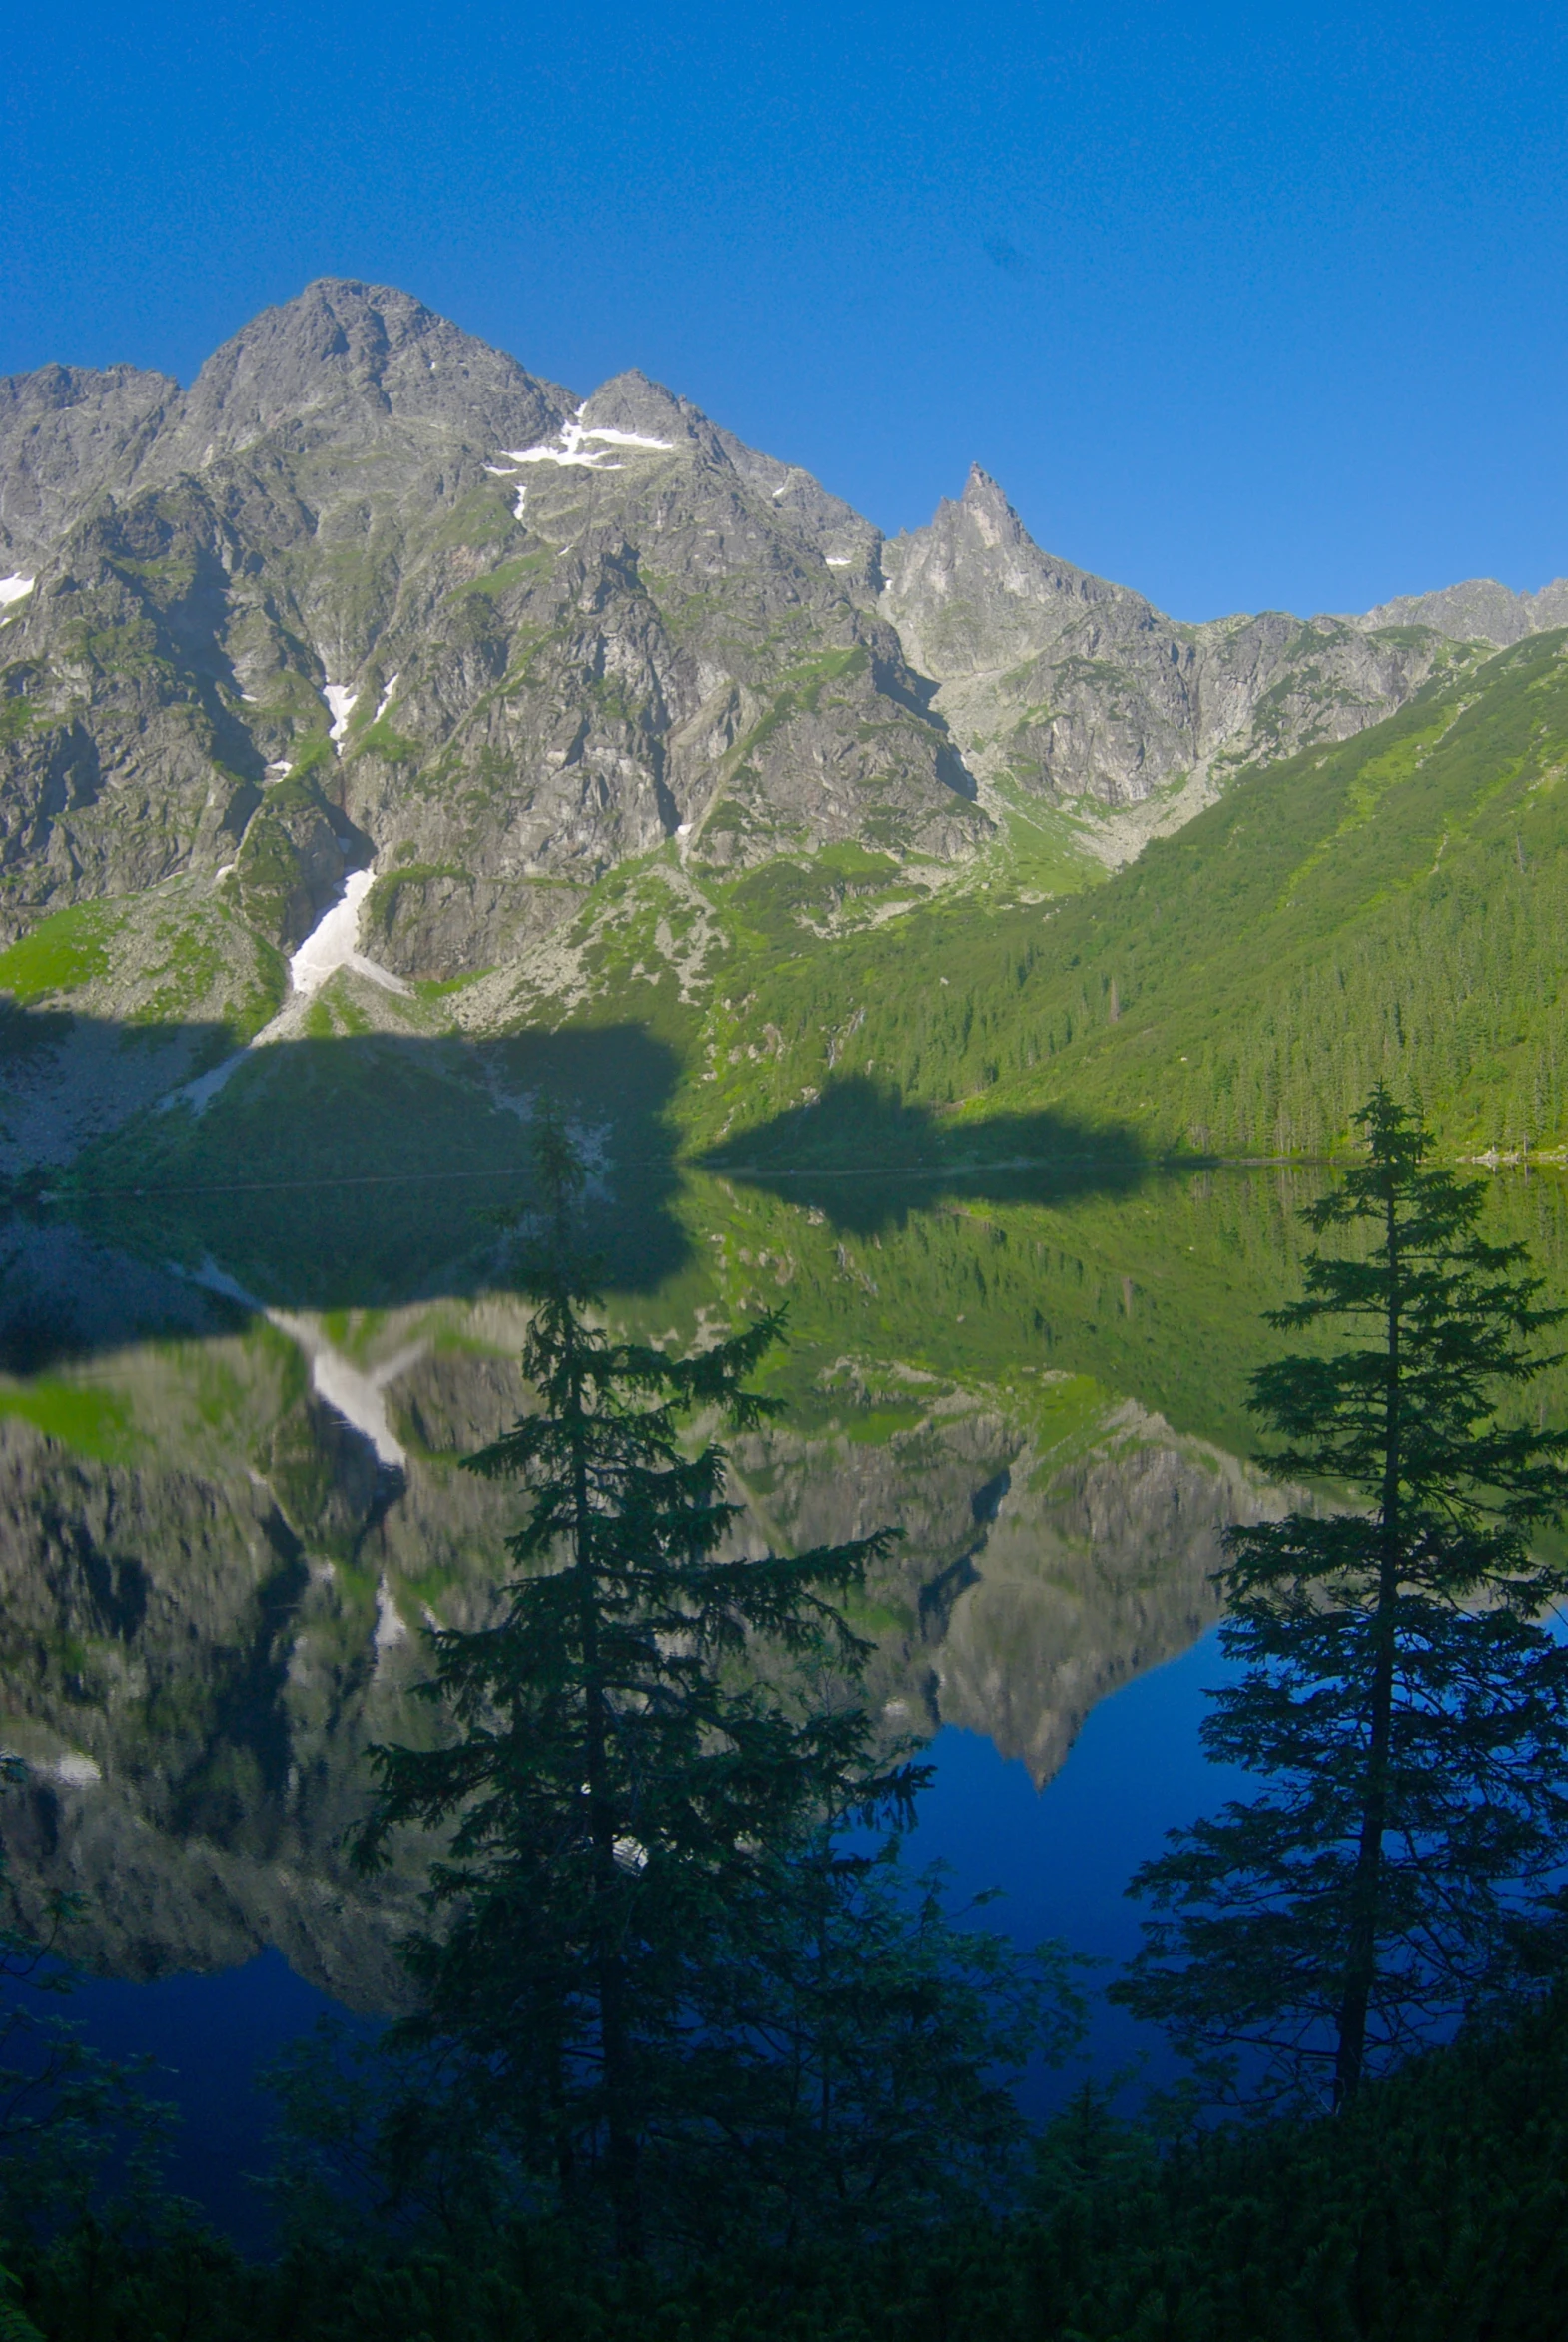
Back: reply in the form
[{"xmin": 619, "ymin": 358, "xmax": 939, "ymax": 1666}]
[{"xmin": 3, "ymin": 1162, "xmax": 1565, "ymax": 2018}]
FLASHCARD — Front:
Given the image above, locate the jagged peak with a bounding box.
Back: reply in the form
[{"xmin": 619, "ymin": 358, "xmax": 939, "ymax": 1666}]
[
  {"xmin": 961, "ymin": 461, "xmax": 1014, "ymax": 512},
  {"xmin": 189, "ymin": 278, "xmax": 547, "ymax": 404},
  {"xmin": 193, "ymin": 278, "xmax": 443, "ymax": 387},
  {"xmin": 954, "ymin": 462, "xmax": 1031, "ymax": 553},
  {"xmin": 891, "ymin": 462, "xmax": 1128, "ymax": 610}
]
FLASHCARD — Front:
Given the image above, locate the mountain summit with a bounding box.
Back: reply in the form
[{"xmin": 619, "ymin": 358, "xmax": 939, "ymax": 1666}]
[{"xmin": 1, "ymin": 278, "xmax": 1563, "ymax": 1006}]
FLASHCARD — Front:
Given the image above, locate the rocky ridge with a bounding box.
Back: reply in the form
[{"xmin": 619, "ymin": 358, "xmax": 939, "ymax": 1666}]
[
  {"xmin": 4, "ymin": 276, "xmax": 1563, "ymax": 1013},
  {"xmin": 0, "ymin": 280, "xmax": 984, "ymax": 992},
  {"xmin": 880, "ymin": 466, "xmax": 1506, "ymax": 865}
]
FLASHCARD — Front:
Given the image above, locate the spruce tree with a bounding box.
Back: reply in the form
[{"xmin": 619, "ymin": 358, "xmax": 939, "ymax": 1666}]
[
  {"xmin": 353, "ymin": 1110, "xmax": 921, "ymax": 2257},
  {"xmin": 1113, "ymin": 1086, "xmax": 1568, "ymax": 2106},
  {"xmin": 668, "ymin": 1833, "xmax": 1083, "ymax": 2249}
]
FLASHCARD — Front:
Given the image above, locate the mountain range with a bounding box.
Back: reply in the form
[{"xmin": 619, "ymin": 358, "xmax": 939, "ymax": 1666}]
[{"xmin": 3, "ymin": 275, "xmax": 1567, "ymax": 1173}]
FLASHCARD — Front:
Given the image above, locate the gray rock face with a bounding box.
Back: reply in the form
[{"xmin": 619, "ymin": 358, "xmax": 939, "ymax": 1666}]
[
  {"xmin": 2, "ymin": 277, "xmax": 1563, "ymax": 983},
  {"xmin": 881, "ymin": 465, "xmax": 1492, "ymax": 819},
  {"xmin": 0, "ymin": 364, "xmax": 177, "ymax": 568},
  {"xmin": 732, "ymin": 1387, "xmax": 1282, "ymax": 1787},
  {"xmin": 0, "ymin": 281, "xmax": 988, "ymax": 967},
  {"xmin": 150, "ymin": 279, "xmax": 573, "ymax": 477},
  {"xmin": 927, "ymin": 1406, "xmax": 1280, "ymax": 1784},
  {"xmin": 1353, "ymin": 574, "xmax": 1568, "ymax": 646},
  {"xmin": 0, "ymin": 1305, "xmax": 539, "ymax": 2003},
  {"xmin": 0, "ymin": 282, "xmax": 572, "ymax": 568}
]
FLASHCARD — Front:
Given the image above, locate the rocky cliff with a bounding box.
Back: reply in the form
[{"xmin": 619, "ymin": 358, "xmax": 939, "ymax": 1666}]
[
  {"xmin": 881, "ymin": 466, "xmax": 1492, "ymax": 858},
  {"xmin": 0, "ymin": 280, "xmax": 986, "ymax": 983}
]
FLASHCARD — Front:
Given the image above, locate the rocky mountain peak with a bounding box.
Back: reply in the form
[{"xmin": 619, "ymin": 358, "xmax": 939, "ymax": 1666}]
[
  {"xmin": 579, "ymin": 369, "xmax": 722, "ymax": 459},
  {"xmin": 0, "ymin": 280, "xmax": 998, "ymax": 977},
  {"xmin": 4, "ymin": 274, "xmax": 1564, "ymax": 1015},
  {"xmin": 958, "ymin": 461, "xmax": 1028, "ymax": 549},
  {"xmin": 155, "ymin": 277, "xmax": 573, "ymax": 475},
  {"xmin": 882, "ymin": 463, "xmax": 1146, "ymax": 685},
  {"xmin": 875, "ymin": 459, "xmax": 1494, "ymax": 827}
]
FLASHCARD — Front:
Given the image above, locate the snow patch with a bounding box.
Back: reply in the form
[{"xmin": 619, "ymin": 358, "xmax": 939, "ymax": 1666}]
[
  {"xmin": 581, "ymin": 424, "xmax": 676, "ymax": 450},
  {"xmin": 314, "ymin": 1339, "xmax": 424, "ymax": 1470},
  {"xmin": 266, "ymin": 760, "xmax": 292, "ymax": 778},
  {"xmin": 825, "ymin": 557, "xmax": 851, "ymax": 567},
  {"xmin": 212, "ymin": 862, "xmax": 235, "ymax": 888},
  {"xmin": 513, "ymin": 485, "xmax": 528, "ymax": 522},
  {"xmin": 323, "ymin": 684, "xmax": 359, "ymax": 743},
  {"xmin": 373, "ymin": 674, "xmax": 399, "ymax": 725},
  {"xmin": 269, "ymin": 1312, "xmax": 426, "ymax": 1469},
  {"xmin": 505, "ymin": 445, "xmax": 622, "ymax": 473},
  {"xmin": 52, "ymin": 1751, "xmax": 102, "ymax": 1787},
  {"xmin": 289, "ymin": 869, "xmax": 410, "ymax": 997},
  {"xmin": 0, "ymin": 575, "xmax": 35, "ymax": 608},
  {"xmin": 159, "ymin": 873, "xmax": 411, "ymax": 1118},
  {"xmin": 492, "ymin": 403, "xmax": 673, "ymax": 474}
]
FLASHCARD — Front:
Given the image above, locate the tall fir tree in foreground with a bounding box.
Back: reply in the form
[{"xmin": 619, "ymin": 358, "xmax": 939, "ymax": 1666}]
[
  {"xmin": 355, "ymin": 1110, "xmax": 1075, "ymax": 2256},
  {"xmin": 1114, "ymin": 1086, "xmax": 1568, "ymax": 2107}
]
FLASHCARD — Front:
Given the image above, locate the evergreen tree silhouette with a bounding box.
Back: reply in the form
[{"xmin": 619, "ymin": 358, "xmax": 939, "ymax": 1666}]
[
  {"xmin": 1114, "ymin": 1086, "xmax": 1568, "ymax": 2105},
  {"xmin": 353, "ymin": 1106, "xmax": 920, "ymax": 2255}
]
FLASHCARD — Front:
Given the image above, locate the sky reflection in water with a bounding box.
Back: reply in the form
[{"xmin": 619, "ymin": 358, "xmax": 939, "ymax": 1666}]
[{"xmin": 57, "ymin": 1628, "xmax": 1245, "ymax": 2238}]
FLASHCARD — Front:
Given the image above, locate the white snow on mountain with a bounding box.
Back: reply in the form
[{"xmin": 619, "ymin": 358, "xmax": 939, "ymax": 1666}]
[
  {"xmin": 492, "ymin": 404, "xmax": 674, "ymax": 474},
  {"xmin": 289, "ymin": 869, "xmax": 408, "ymax": 996}
]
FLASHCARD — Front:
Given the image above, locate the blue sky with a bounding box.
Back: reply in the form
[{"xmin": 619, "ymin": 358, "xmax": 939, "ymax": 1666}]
[{"xmin": 5, "ymin": 1, "xmax": 1565, "ymax": 621}]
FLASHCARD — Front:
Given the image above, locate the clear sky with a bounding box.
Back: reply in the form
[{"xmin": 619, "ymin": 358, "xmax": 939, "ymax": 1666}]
[{"xmin": 5, "ymin": 1, "xmax": 1565, "ymax": 622}]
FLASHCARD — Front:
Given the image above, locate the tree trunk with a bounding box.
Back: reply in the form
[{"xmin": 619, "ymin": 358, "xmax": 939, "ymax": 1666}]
[
  {"xmin": 1334, "ymin": 1186, "xmax": 1401, "ymax": 2105},
  {"xmin": 549, "ymin": 2026, "xmax": 576, "ymax": 2201}
]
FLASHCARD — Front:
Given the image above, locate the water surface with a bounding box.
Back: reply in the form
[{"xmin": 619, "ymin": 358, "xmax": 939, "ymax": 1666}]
[{"xmin": 4, "ymin": 1156, "xmax": 1563, "ymax": 2227}]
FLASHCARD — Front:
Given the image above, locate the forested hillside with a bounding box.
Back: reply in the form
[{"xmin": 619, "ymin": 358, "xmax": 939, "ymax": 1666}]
[{"xmin": 686, "ymin": 628, "xmax": 1568, "ymax": 1163}]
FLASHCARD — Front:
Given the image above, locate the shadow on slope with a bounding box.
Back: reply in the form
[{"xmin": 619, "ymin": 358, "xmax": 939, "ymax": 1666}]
[
  {"xmin": 702, "ymin": 1074, "xmax": 1149, "ymax": 1235},
  {"xmin": 1, "ymin": 1012, "xmax": 687, "ymax": 1365}
]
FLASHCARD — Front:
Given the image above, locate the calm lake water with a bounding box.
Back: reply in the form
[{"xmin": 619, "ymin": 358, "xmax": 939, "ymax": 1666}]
[{"xmin": 4, "ymin": 1156, "xmax": 1564, "ymax": 2237}]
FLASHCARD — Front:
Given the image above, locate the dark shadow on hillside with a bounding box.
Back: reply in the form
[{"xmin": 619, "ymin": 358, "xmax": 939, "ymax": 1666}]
[
  {"xmin": 702, "ymin": 1075, "xmax": 1150, "ymax": 1236},
  {"xmin": 0, "ymin": 1008, "xmax": 687, "ymax": 1370}
]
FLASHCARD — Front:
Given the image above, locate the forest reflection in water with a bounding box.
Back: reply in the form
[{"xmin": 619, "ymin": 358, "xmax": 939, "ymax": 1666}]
[{"xmin": 2, "ymin": 1159, "xmax": 1567, "ymax": 2023}]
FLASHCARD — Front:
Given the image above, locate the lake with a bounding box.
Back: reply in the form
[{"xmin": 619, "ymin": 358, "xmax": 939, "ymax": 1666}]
[{"xmin": 4, "ymin": 1151, "xmax": 1565, "ymax": 2238}]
